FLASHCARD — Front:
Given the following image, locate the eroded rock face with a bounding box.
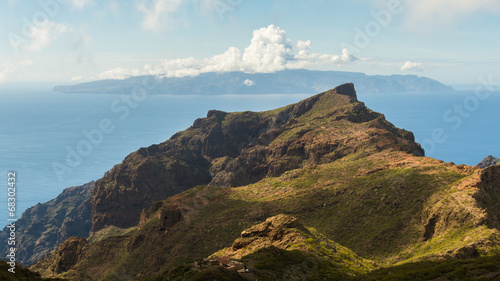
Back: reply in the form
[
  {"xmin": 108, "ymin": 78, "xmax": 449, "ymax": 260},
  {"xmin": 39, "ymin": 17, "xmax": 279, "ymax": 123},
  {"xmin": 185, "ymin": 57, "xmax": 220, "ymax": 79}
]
[
  {"xmin": 49, "ymin": 237, "xmax": 87, "ymax": 275},
  {"xmin": 91, "ymin": 83, "xmax": 424, "ymax": 233}
]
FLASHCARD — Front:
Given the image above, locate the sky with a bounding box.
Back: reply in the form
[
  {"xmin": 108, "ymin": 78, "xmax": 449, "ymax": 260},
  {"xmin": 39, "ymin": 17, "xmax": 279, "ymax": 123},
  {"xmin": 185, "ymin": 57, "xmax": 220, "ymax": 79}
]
[{"xmin": 0, "ymin": 0, "xmax": 499, "ymax": 86}]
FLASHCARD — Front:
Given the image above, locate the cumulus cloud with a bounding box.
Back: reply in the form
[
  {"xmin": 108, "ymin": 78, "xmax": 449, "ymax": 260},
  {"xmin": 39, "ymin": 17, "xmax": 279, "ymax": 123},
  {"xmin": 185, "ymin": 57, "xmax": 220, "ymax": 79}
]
[
  {"xmin": 98, "ymin": 25, "xmax": 358, "ymax": 80},
  {"xmin": 24, "ymin": 20, "xmax": 72, "ymax": 51},
  {"xmin": 405, "ymin": 0, "xmax": 500, "ymax": 27},
  {"xmin": 400, "ymin": 61, "xmax": 423, "ymax": 71},
  {"xmin": 138, "ymin": 0, "xmax": 183, "ymax": 30},
  {"xmin": 243, "ymin": 79, "xmax": 255, "ymax": 86},
  {"xmin": 240, "ymin": 25, "xmax": 294, "ymax": 72}
]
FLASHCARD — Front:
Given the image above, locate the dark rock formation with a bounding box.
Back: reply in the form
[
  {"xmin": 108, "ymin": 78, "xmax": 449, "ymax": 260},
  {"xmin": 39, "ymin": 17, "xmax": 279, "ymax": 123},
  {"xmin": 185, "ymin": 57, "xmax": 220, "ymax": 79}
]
[
  {"xmin": 0, "ymin": 181, "xmax": 93, "ymax": 265},
  {"xmin": 91, "ymin": 84, "xmax": 424, "ymax": 233}
]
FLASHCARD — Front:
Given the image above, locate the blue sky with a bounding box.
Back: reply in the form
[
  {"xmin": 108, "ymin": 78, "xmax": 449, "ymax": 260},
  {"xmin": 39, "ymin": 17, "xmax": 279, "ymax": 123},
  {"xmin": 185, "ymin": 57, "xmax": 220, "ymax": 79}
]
[{"xmin": 0, "ymin": 0, "xmax": 499, "ymax": 85}]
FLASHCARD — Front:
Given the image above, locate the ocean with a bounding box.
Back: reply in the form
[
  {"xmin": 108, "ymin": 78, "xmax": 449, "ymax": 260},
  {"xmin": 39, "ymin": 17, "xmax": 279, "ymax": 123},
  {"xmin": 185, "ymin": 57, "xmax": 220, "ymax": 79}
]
[{"xmin": 1, "ymin": 86, "xmax": 499, "ymax": 222}]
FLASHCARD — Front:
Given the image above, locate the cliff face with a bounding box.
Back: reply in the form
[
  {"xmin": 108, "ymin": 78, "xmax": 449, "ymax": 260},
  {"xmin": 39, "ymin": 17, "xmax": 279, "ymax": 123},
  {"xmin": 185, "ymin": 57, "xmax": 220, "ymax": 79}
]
[
  {"xmin": 91, "ymin": 83, "xmax": 424, "ymax": 233},
  {"xmin": 0, "ymin": 182, "xmax": 93, "ymax": 265}
]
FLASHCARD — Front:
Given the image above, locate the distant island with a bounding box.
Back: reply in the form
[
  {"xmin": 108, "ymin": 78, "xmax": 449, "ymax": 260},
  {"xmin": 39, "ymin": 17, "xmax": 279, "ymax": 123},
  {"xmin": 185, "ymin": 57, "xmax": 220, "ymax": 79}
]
[{"xmin": 54, "ymin": 69, "xmax": 453, "ymax": 95}]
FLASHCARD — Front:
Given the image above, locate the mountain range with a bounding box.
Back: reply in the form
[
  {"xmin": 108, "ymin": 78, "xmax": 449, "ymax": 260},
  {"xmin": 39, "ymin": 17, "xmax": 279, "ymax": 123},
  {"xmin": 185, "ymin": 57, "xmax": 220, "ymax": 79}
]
[
  {"xmin": 53, "ymin": 69, "xmax": 454, "ymax": 95},
  {"xmin": 2, "ymin": 83, "xmax": 500, "ymax": 281}
]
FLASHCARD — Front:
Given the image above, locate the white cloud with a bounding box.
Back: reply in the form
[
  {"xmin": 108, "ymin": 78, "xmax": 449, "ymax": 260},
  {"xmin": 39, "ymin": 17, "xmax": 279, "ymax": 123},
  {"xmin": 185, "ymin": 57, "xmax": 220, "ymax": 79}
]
[
  {"xmin": 0, "ymin": 62, "xmax": 16, "ymax": 83},
  {"xmin": 19, "ymin": 59, "xmax": 34, "ymax": 66},
  {"xmin": 98, "ymin": 25, "xmax": 358, "ymax": 80},
  {"xmin": 98, "ymin": 67, "xmax": 142, "ymax": 80},
  {"xmin": 24, "ymin": 20, "xmax": 72, "ymax": 51},
  {"xmin": 241, "ymin": 25, "xmax": 294, "ymax": 73},
  {"xmin": 405, "ymin": 0, "xmax": 500, "ymax": 27},
  {"xmin": 70, "ymin": 76, "xmax": 83, "ymax": 81},
  {"xmin": 401, "ymin": 61, "xmax": 423, "ymax": 71},
  {"xmin": 243, "ymin": 79, "xmax": 255, "ymax": 86},
  {"xmin": 138, "ymin": 0, "xmax": 183, "ymax": 31},
  {"xmin": 0, "ymin": 59, "xmax": 35, "ymax": 83},
  {"xmin": 69, "ymin": 0, "xmax": 94, "ymax": 9}
]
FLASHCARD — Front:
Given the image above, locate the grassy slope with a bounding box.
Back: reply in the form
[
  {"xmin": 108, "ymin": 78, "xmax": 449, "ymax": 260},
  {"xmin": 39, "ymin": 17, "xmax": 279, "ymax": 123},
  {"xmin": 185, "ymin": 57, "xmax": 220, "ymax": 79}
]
[{"xmin": 355, "ymin": 255, "xmax": 500, "ymax": 281}]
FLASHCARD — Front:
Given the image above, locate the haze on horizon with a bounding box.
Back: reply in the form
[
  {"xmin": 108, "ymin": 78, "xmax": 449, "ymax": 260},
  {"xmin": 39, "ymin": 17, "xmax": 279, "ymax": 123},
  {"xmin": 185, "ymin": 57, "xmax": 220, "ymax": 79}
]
[{"xmin": 1, "ymin": 0, "xmax": 499, "ymax": 86}]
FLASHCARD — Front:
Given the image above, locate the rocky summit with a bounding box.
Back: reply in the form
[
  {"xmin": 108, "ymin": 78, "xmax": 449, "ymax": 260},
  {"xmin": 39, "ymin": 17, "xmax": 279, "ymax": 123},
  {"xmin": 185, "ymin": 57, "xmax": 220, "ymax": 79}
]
[{"xmin": 19, "ymin": 84, "xmax": 500, "ymax": 280}]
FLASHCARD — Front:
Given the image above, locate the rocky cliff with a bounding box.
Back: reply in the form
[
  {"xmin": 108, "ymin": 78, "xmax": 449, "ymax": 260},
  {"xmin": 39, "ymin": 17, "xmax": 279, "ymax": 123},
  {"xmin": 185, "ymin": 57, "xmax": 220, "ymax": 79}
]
[
  {"xmin": 90, "ymin": 83, "xmax": 424, "ymax": 233},
  {"xmin": 0, "ymin": 181, "xmax": 93, "ymax": 265}
]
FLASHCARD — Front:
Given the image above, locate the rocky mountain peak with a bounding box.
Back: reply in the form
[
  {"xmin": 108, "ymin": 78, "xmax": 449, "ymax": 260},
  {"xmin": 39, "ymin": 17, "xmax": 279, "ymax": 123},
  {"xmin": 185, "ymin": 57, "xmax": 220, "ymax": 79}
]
[
  {"xmin": 328, "ymin": 82, "xmax": 357, "ymax": 99},
  {"xmin": 90, "ymin": 83, "xmax": 424, "ymax": 234}
]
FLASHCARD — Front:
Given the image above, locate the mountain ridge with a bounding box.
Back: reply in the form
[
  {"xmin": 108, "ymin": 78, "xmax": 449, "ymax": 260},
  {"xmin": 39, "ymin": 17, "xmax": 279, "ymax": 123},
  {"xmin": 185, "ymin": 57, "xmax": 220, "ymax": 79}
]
[
  {"xmin": 28, "ymin": 84, "xmax": 500, "ymax": 280},
  {"xmin": 89, "ymin": 83, "xmax": 424, "ymax": 234}
]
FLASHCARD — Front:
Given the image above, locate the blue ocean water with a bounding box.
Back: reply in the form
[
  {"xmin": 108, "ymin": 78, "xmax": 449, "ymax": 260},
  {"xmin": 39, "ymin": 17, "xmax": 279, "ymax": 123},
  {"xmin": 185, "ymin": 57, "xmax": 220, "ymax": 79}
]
[{"xmin": 1, "ymin": 87, "xmax": 499, "ymax": 222}]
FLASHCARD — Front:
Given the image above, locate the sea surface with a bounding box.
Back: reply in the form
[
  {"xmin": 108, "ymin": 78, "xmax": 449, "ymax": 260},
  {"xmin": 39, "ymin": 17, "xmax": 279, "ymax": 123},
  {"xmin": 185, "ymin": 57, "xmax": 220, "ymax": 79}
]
[{"xmin": 1, "ymin": 86, "xmax": 499, "ymax": 222}]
